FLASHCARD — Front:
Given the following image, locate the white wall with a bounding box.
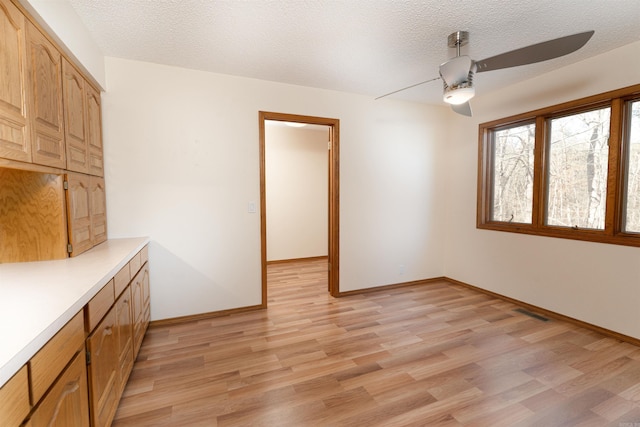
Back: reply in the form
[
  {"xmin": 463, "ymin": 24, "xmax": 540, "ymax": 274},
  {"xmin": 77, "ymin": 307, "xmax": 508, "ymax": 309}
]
[
  {"xmin": 103, "ymin": 57, "xmax": 449, "ymax": 320},
  {"xmin": 17, "ymin": 4, "xmax": 640, "ymax": 338},
  {"xmin": 18, "ymin": 0, "xmax": 106, "ymax": 88},
  {"xmin": 443, "ymin": 41, "xmax": 640, "ymax": 339},
  {"xmin": 265, "ymin": 125, "xmax": 328, "ymax": 261}
]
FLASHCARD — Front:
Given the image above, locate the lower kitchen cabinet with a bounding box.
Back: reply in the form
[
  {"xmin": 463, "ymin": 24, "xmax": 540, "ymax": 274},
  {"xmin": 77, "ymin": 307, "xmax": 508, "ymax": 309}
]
[
  {"xmin": 0, "ymin": 241, "xmax": 150, "ymax": 427},
  {"xmin": 25, "ymin": 351, "xmax": 90, "ymax": 427},
  {"xmin": 85, "ymin": 246, "xmax": 149, "ymax": 427},
  {"xmin": 0, "ymin": 366, "xmax": 29, "ymax": 427},
  {"xmin": 131, "ymin": 261, "xmax": 150, "ymax": 358},
  {"xmin": 86, "ymin": 308, "xmax": 120, "ymax": 427},
  {"xmin": 115, "ymin": 286, "xmax": 134, "ymax": 393}
]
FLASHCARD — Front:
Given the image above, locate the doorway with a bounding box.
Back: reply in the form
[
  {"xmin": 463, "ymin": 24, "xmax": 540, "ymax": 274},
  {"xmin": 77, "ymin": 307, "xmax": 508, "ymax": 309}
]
[{"xmin": 259, "ymin": 111, "xmax": 340, "ymax": 305}]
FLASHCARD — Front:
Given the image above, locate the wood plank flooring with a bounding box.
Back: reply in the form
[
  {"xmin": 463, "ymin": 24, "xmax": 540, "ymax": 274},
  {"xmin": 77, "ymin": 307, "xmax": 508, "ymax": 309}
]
[{"xmin": 113, "ymin": 259, "xmax": 640, "ymax": 426}]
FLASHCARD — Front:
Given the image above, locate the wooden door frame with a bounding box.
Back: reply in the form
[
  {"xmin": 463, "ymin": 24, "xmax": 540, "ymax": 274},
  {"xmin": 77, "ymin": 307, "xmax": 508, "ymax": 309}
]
[{"xmin": 259, "ymin": 111, "xmax": 340, "ymax": 305}]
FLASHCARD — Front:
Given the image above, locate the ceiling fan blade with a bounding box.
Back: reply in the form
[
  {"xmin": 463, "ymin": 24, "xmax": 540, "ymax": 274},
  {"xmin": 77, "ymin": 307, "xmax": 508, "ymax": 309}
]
[
  {"xmin": 475, "ymin": 30, "xmax": 594, "ymax": 73},
  {"xmin": 451, "ymin": 102, "xmax": 472, "ymax": 117},
  {"xmin": 439, "ymin": 56, "xmax": 473, "ymax": 87},
  {"xmin": 375, "ymin": 76, "xmax": 441, "ymax": 100}
]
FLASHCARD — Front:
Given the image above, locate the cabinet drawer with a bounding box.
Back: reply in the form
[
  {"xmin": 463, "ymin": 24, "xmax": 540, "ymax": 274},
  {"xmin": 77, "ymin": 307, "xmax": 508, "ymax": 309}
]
[
  {"xmin": 0, "ymin": 365, "xmax": 30, "ymax": 427},
  {"xmin": 129, "ymin": 251, "xmax": 141, "ymax": 277},
  {"xmin": 86, "ymin": 279, "xmax": 114, "ymax": 332},
  {"xmin": 29, "ymin": 311, "xmax": 85, "ymax": 404},
  {"xmin": 26, "ymin": 351, "xmax": 89, "ymax": 427},
  {"xmin": 114, "ymin": 264, "xmax": 130, "ymax": 297}
]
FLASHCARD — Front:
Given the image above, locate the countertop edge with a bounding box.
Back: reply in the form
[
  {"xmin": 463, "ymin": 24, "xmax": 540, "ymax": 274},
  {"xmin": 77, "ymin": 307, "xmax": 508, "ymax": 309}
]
[{"xmin": 0, "ymin": 236, "xmax": 150, "ymax": 388}]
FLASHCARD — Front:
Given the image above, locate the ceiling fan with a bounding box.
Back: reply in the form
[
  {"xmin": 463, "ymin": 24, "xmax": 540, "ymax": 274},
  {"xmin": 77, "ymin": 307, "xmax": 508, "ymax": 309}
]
[{"xmin": 376, "ymin": 30, "xmax": 595, "ymax": 116}]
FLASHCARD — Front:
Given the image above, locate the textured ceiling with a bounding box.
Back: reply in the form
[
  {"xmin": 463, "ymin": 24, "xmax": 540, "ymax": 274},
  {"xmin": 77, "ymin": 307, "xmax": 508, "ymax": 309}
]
[{"xmin": 66, "ymin": 0, "xmax": 640, "ymax": 105}]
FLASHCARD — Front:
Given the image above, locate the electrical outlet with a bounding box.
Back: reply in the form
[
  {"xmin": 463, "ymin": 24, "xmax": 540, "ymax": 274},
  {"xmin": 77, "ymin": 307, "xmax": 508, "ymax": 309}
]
[
  {"xmin": 248, "ymin": 201, "xmax": 257, "ymax": 213},
  {"xmin": 399, "ymin": 264, "xmax": 405, "ymax": 275}
]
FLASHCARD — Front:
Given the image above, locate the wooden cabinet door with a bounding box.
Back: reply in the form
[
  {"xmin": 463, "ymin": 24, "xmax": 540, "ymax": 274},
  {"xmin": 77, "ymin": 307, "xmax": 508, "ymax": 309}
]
[
  {"xmin": 0, "ymin": 365, "xmax": 30, "ymax": 427},
  {"xmin": 26, "ymin": 351, "xmax": 89, "ymax": 427},
  {"xmin": 86, "ymin": 308, "xmax": 119, "ymax": 427},
  {"xmin": 86, "ymin": 85, "xmax": 104, "ymax": 176},
  {"xmin": 115, "ymin": 286, "xmax": 133, "ymax": 392},
  {"xmin": 0, "ymin": 0, "xmax": 31, "ymax": 163},
  {"xmin": 141, "ymin": 262, "xmax": 151, "ymax": 323},
  {"xmin": 26, "ymin": 22, "xmax": 65, "ymax": 168},
  {"xmin": 62, "ymin": 59, "xmax": 88, "ymax": 173},
  {"xmin": 131, "ymin": 268, "xmax": 144, "ymax": 358},
  {"xmin": 131, "ymin": 262, "xmax": 150, "ymax": 358},
  {"xmin": 0, "ymin": 168, "xmax": 68, "ymax": 263},
  {"xmin": 90, "ymin": 176, "xmax": 107, "ymax": 245},
  {"xmin": 65, "ymin": 172, "xmax": 92, "ymax": 256}
]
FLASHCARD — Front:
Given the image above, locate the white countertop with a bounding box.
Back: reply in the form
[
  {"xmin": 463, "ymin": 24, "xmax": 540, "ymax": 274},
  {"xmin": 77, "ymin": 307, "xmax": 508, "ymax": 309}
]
[{"xmin": 0, "ymin": 237, "xmax": 150, "ymax": 388}]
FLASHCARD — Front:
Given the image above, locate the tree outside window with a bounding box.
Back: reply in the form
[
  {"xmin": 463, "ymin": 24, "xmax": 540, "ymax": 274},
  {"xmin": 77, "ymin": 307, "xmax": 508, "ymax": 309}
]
[
  {"xmin": 477, "ymin": 84, "xmax": 640, "ymax": 248},
  {"xmin": 491, "ymin": 123, "xmax": 534, "ymax": 224},
  {"xmin": 624, "ymin": 100, "xmax": 640, "ymax": 233},
  {"xmin": 546, "ymin": 108, "xmax": 610, "ymax": 230}
]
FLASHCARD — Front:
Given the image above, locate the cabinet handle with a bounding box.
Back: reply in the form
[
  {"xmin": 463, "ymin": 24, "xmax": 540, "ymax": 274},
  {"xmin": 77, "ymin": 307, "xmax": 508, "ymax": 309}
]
[
  {"xmin": 94, "ymin": 325, "xmax": 114, "ymax": 354},
  {"xmin": 48, "ymin": 377, "xmax": 81, "ymax": 425}
]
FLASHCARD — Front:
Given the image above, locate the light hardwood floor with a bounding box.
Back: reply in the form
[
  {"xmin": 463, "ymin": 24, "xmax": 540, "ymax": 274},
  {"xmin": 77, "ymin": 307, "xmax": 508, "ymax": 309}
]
[{"xmin": 113, "ymin": 259, "xmax": 640, "ymax": 426}]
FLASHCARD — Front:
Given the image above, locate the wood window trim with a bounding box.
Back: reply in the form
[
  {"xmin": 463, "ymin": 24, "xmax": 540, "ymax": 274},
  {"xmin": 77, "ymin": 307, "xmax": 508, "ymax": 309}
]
[{"xmin": 477, "ymin": 83, "xmax": 640, "ymax": 248}]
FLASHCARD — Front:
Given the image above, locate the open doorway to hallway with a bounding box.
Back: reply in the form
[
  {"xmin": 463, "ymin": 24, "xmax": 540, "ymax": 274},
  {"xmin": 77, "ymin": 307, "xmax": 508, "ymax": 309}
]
[{"xmin": 259, "ymin": 112, "xmax": 340, "ymax": 306}]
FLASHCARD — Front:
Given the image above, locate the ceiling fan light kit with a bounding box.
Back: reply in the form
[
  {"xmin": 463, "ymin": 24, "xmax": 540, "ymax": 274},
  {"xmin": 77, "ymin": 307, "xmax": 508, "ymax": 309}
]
[
  {"xmin": 376, "ymin": 30, "xmax": 595, "ymax": 117},
  {"xmin": 443, "ymin": 84, "xmax": 475, "ymax": 105}
]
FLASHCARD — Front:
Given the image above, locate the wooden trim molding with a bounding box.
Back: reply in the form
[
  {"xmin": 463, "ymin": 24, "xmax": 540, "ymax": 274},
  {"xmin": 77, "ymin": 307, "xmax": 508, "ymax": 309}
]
[
  {"xmin": 151, "ymin": 272, "xmax": 640, "ymax": 348},
  {"xmin": 444, "ymin": 277, "xmax": 640, "ymax": 347},
  {"xmin": 477, "ymin": 84, "xmax": 640, "ymax": 248},
  {"xmin": 149, "ymin": 304, "xmax": 264, "ymax": 327},
  {"xmin": 266, "ymin": 256, "xmax": 328, "ymax": 265},
  {"xmin": 259, "ymin": 111, "xmax": 340, "ymax": 305},
  {"xmin": 343, "ymin": 275, "xmax": 640, "ymax": 346},
  {"xmin": 335, "ymin": 277, "xmax": 448, "ymax": 297}
]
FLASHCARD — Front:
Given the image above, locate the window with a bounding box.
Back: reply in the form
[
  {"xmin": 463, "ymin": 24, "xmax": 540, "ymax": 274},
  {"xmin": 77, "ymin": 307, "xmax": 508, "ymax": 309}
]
[
  {"xmin": 478, "ymin": 84, "xmax": 640, "ymax": 247},
  {"xmin": 546, "ymin": 107, "xmax": 610, "ymax": 230},
  {"xmin": 490, "ymin": 122, "xmax": 535, "ymax": 224},
  {"xmin": 624, "ymin": 100, "xmax": 640, "ymax": 233}
]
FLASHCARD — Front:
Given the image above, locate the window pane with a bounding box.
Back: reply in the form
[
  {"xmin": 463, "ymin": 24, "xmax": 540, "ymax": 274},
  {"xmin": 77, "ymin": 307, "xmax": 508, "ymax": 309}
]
[
  {"xmin": 546, "ymin": 107, "xmax": 610, "ymax": 229},
  {"xmin": 491, "ymin": 123, "xmax": 535, "ymax": 223},
  {"xmin": 624, "ymin": 100, "xmax": 640, "ymax": 233}
]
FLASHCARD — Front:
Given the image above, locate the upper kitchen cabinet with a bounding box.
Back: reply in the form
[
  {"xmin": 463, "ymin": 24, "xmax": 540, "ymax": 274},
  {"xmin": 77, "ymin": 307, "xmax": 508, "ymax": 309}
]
[
  {"xmin": 64, "ymin": 58, "xmax": 104, "ymax": 176},
  {"xmin": 90, "ymin": 176, "xmax": 107, "ymax": 245},
  {"xmin": 65, "ymin": 172, "xmax": 107, "ymax": 257},
  {"xmin": 86, "ymin": 84, "xmax": 104, "ymax": 176},
  {"xmin": 0, "ymin": 167, "xmax": 68, "ymax": 263},
  {"xmin": 26, "ymin": 21, "xmax": 65, "ymax": 169},
  {"xmin": 0, "ymin": 0, "xmax": 108, "ymax": 263},
  {"xmin": 63, "ymin": 59, "xmax": 88, "ymax": 173},
  {"xmin": 0, "ymin": 0, "xmax": 104, "ymax": 175},
  {"xmin": 65, "ymin": 172, "xmax": 92, "ymax": 257},
  {"xmin": 0, "ymin": 0, "xmax": 31, "ymax": 163}
]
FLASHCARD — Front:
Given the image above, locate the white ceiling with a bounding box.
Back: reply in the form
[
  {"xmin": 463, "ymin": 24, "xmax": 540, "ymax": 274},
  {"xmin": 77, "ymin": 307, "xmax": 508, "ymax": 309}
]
[{"xmin": 66, "ymin": 0, "xmax": 640, "ymax": 106}]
